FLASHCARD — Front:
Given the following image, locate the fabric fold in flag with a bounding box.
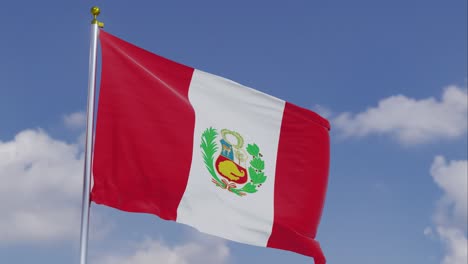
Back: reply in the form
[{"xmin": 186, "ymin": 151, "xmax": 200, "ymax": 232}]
[{"xmin": 92, "ymin": 30, "xmax": 330, "ymax": 264}]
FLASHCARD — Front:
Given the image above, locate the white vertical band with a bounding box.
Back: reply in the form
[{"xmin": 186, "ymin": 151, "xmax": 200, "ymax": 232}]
[{"xmin": 177, "ymin": 70, "xmax": 285, "ymax": 246}]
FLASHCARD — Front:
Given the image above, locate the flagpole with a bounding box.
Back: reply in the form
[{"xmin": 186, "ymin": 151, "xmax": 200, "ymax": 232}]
[{"xmin": 79, "ymin": 6, "xmax": 103, "ymax": 264}]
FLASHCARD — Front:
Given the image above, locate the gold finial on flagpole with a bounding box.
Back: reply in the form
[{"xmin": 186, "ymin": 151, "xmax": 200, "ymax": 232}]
[{"xmin": 90, "ymin": 6, "xmax": 104, "ymax": 28}]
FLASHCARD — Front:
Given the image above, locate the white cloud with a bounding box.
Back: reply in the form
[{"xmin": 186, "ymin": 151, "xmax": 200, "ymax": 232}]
[
  {"xmin": 430, "ymin": 156, "xmax": 467, "ymax": 264},
  {"xmin": 431, "ymin": 156, "xmax": 468, "ymax": 227},
  {"xmin": 0, "ymin": 129, "xmax": 84, "ymax": 242},
  {"xmin": 63, "ymin": 111, "xmax": 86, "ymax": 130},
  {"xmin": 333, "ymin": 85, "xmax": 467, "ymax": 144},
  {"xmin": 95, "ymin": 236, "xmax": 230, "ymax": 264},
  {"xmin": 63, "ymin": 111, "xmax": 87, "ymax": 150},
  {"xmin": 313, "ymin": 104, "xmax": 333, "ymax": 119},
  {"xmin": 437, "ymin": 227, "xmax": 467, "ymax": 264}
]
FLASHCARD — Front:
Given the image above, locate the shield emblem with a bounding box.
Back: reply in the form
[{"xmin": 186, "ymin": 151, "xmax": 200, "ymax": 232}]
[
  {"xmin": 201, "ymin": 127, "xmax": 267, "ymax": 197},
  {"xmin": 215, "ymin": 139, "xmax": 249, "ymax": 184}
]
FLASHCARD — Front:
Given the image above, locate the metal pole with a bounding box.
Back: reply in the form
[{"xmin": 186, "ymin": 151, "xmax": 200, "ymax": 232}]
[{"xmin": 79, "ymin": 6, "xmax": 102, "ymax": 264}]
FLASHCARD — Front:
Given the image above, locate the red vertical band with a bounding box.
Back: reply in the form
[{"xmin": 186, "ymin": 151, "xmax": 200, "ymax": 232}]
[
  {"xmin": 91, "ymin": 31, "xmax": 195, "ymax": 220},
  {"xmin": 267, "ymin": 102, "xmax": 330, "ymax": 264}
]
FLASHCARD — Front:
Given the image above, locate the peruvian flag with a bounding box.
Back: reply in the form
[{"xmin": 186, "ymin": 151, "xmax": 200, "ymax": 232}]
[{"xmin": 92, "ymin": 30, "xmax": 330, "ymax": 264}]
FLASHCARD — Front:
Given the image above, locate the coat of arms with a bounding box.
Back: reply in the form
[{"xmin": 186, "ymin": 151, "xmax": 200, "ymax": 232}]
[{"xmin": 200, "ymin": 128, "xmax": 267, "ymax": 196}]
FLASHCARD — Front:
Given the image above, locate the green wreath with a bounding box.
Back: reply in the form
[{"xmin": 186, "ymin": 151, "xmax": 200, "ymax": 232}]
[{"xmin": 201, "ymin": 127, "xmax": 267, "ymax": 197}]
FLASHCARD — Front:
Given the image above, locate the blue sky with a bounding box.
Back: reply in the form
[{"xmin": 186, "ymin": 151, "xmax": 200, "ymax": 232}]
[{"xmin": 0, "ymin": 1, "xmax": 466, "ymax": 264}]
